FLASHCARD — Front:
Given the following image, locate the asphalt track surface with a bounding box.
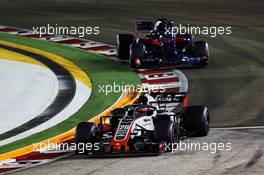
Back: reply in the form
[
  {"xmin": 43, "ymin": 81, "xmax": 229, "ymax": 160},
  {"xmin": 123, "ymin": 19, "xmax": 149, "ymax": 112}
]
[
  {"xmin": 0, "ymin": 0, "xmax": 263, "ymax": 174},
  {"xmin": 11, "ymin": 129, "xmax": 264, "ymax": 175}
]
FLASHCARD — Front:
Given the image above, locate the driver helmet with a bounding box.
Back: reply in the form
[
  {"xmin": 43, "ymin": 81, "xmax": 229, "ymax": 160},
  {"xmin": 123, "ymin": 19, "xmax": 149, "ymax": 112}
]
[
  {"xmin": 153, "ymin": 19, "xmax": 173, "ymax": 34},
  {"xmin": 136, "ymin": 107, "xmax": 153, "ymax": 117}
]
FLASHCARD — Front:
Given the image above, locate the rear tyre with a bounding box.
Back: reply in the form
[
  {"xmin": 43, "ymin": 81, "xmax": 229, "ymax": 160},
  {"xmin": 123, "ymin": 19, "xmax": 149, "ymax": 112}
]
[
  {"xmin": 75, "ymin": 122, "xmax": 97, "ymax": 154},
  {"xmin": 130, "ymin": 40, "xmax": 145, "ymax": 69},
  {"xmin": 194, "ymin": 41, "xmax": 209, "ymax": 66},
  {"xmin": 184, "ymin": 106, "xmax": 209, "ymax": 137},
  {"xmin": 154, "ymin": 119, "xmax": 179, "ymax": 152},
  {"xmin": 116, "ymin": 34, "xmax": 135, "ymax": 60}
]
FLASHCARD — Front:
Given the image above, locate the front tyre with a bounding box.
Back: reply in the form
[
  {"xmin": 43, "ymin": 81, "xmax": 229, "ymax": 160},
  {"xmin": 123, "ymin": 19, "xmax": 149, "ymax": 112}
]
[
  {"xmin": 194, "ymin": 41, "xmax": 209, "ymax": 66},
  {"xmin": 130, "ymin": 40, "xmax": 145, "ymax": 69},
  {"xmin": 116, "ymin": 34, "xmax": 135, "ymax": 60},
  {"xmin": 75, "ymin": 122, "xmax": 98, "ymax": 154},
  {"xmin": 154, "ymin": 120, "xmax": 179, "ymax": 152}
]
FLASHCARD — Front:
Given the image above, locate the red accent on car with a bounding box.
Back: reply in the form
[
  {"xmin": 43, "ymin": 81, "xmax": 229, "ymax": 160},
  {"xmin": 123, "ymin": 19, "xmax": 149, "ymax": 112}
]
[
  {"xmin": 160, "ymin": 143, "xmax": 165, "ymax": 149},
  {"xmin": 183, "ymin": 94, "xmax": 189, "ymax": 108},
  {"xmin": 175, "ymin": 36, "xmax": 187, "ymax": 43},
  {"xmin": 142, "ymin": 38, "xmax": 161, "ymax": 46},
  {"xmin": 203, "ymin": 56, "xmax": 209, "ymax": 65},
  {"xmin": 110, "ymin": 122, "xmax": 134, "ymax": 152},
  {"xmin": 151, "ymin": 40, "xmax": 162, "ymax": 46},
  {"xmin": 98, "ymin": 124, "xmax": 112, "ymax": 132},
  {"xmin": 141, "ymin": 38, "xmax": 151, "ymax": 43},
  {"xmin": 135, "ymin": 58, "xmax": 141, "ymax": 65}
]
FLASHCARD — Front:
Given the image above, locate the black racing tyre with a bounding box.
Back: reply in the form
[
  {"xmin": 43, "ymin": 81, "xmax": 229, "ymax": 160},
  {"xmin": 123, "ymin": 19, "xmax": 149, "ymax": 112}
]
[
  {"xmin": 194, "ymin": 41, "xmax": 209, "ymax": 66},
  {"xmin": 184, "ymin": 106, "xmax": 209, "ymax": 137},
  {"xmin": 116, "ymin": 34, "xmax": 135, "ymax": 60},
  {"xmin": 75, "ymin": 122, "xmax": 97, "ymax": 154},
  {"xmin": 154, "ymin": 119, "xmax": 179, "ymax": 152},
  {"xmin": 130, "ymin": 40, "xmax": 145, "ymax": 69},
  {"xmin": 194, "ymin": 41, "xmax": 209, "ymax": 57}
]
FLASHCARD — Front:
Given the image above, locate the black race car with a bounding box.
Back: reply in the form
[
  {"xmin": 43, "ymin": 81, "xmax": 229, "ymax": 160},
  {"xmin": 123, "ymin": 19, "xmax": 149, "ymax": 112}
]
[{"xmin": 116, "ymin": 19, "xmax": 209, "ymax": 69}]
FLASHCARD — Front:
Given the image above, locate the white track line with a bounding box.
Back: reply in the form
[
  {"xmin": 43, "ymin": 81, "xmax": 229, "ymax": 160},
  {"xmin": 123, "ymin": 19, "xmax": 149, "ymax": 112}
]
[{"xmin": 211, "ymin": 126, "xmax": 264, "ymax": 130}]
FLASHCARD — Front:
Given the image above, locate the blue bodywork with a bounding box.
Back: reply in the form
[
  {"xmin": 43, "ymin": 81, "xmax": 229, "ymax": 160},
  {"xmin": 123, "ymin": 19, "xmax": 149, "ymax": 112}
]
[{"xmin": 135, "ymin": 19, "xmax": 209, "ymax": 68}]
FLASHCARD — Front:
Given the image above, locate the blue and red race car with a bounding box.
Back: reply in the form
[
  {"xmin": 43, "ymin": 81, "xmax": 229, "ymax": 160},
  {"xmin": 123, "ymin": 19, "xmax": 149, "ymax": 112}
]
[{"xmin": 116, "ymin": 19, "xmax": 209, "ymax": 69}]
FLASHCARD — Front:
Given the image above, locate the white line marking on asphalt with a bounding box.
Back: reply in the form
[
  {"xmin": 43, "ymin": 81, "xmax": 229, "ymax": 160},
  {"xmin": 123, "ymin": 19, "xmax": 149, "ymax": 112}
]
[{"xmin": 211, "ymin": 126, "xmax": 264, "ymax": 130}]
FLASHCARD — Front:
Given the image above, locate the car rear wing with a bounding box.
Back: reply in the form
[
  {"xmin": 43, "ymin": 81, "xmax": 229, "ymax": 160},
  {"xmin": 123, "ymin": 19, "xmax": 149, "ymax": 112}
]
[
  {"xmin": 151, "ymin": 92, "xmax": 187, "ymax": 103},
  {"xmin": 135, "ymin": 21, "xmax": 155, "ymax": 36},
  {"xmin": 135, "ymin": 21, "xmax": 155, "ymax": 31},
  {"xmin": 149, "ymin": 92, "xmax": 189, "ymax": 112}
]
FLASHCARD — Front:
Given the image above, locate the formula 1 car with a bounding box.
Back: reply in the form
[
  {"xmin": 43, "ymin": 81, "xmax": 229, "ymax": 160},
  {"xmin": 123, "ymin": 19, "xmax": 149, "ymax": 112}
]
[
  {"xmin": 116, "ymin": 19, "xmax": 209, "ymax": 69},
  {"xmin": 75, "ymin": 93, "xmax": 209, "ymax": 154}
]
